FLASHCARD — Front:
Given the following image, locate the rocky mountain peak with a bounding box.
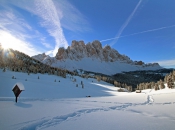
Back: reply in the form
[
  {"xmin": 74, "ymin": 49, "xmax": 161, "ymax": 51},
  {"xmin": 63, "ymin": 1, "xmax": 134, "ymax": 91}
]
[
  {"xmin": 55, "ymin": 40, "xmax": 130, "ymax": 62},
  {"xmin": 71, "ymin": 40, "xmax": 85, "ymax": 48},
  {"xmin": 56, "ymin": 47, "xmax": 67, "ymax": 60},
  {"xmin": 104, "ymin": 45, "xmax": 111, "ymax": 51},
  {"xmin": 91, "ymin": 40, "xmax": 102, "ymax": 50},
  {"xmin": 32, "ymin": 40, "xmax": 161, "ymax": 75}
]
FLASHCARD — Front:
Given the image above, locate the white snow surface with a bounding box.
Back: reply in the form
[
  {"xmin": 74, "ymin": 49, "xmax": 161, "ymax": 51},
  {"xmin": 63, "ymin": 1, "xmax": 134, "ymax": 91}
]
[
  {"xmin": 0, "ymin": 69, "xmax": 175, "ymax": 130},
  {"xmin": 51, "ymin": 58, "xmax": 161, "ymax": 75}
]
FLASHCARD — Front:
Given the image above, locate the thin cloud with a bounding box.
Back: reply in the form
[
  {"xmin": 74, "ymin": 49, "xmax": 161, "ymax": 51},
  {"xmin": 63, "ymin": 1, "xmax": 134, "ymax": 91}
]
[
  {"xmin": 16, "ymin": 0, "xmax": 90, "ymax": 55},
  {"xmin": 35, "ymin": 0, "xmax": 69, "ymax": 56},
  {"xmin": 156, "ymin": 59, "xmax": 175, "ymax": 68},
  {"xmin": 42, "ymin": 42, "xmax": 53, "ymax": 49},
  {"xmin": 54, "ymin": 0, "xmax": 91, "ymax": 32},
  {"xmin": 0, "ymin": 0, "xmax": 69, "ymax": 56},
  {"xmin": 0, "ymin": 0, "xmax": 90, "ymax": 57},
  {"xmin": 101, "ymin": 24, "xmax": 175, "ymax": 42},
  {"xmin": 110, "ymin": 0, "xmax": 143, "ymax": 46},
  {"xmin": 0, "ymin": 10, "xmax": 32, "ymax": 34}
]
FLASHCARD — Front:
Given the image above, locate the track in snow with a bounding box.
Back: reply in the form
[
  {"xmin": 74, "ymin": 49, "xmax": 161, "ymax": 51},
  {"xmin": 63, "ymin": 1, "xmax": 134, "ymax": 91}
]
[{"xmin": 17, "ymin": 94, "xmax": 175, "ymax": 130}]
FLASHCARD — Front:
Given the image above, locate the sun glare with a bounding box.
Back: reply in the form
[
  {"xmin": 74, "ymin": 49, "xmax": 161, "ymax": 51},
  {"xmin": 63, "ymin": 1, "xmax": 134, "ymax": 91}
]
[
  {"xmin": 1, "ymin": 43, "xmax": 12, "ymax": 50},
  {"xmin": 0, "ymin": 31, "xmax": 20, "ymax": 50}
]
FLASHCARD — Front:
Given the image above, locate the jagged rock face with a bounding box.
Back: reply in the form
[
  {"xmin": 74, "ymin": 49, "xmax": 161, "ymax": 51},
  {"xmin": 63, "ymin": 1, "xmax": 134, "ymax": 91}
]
[
  {"xmin": 56, "ymin": 47, "xmax": 67, "ymax": 60},
  {"xmin": 103, "ymin": 45, "xmax": 111, "ymax": 61},
  {"xmin": 86, "ymin": 43, "xmax": 97, "ymax": 57},
  {"xmin": 135, "ymin": 61, "xmax": 145, "ymax": 65},
  {"xmin": 91, "ymin": 40, "xmax": 103, "ymax": 57},
  {"xmin": 70, "ymin": 40, "xmax": 87, "ymax": 60},
  {"xmin": 55, "ymin": 40, "xmax": 133, "ymax": 63}
]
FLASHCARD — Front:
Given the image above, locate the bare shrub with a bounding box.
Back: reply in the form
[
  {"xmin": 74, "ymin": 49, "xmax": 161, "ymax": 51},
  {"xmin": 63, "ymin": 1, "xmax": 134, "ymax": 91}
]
[{"xmin": 118, "ymin": 88, "xmax": 125, "ymax": 92}]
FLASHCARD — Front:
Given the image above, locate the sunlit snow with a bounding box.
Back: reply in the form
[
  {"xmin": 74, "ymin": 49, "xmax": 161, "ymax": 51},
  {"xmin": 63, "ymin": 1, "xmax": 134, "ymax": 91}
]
[{"xmin": 0, "ymin": 69, "xmax": 175, "ymax": 130}]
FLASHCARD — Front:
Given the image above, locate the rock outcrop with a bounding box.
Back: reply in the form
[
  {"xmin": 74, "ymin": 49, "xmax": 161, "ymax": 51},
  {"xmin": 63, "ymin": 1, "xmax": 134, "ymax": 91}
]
[{"xmin": 55, "ymin": 40, "xmax": 133, "ymax": 63}]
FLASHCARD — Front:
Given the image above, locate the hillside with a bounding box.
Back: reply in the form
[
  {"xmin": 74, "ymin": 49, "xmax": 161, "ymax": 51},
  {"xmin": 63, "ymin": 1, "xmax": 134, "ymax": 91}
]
[{"xmin": 0, "ymin": 47, "xmax": 73, "ymax": 78}]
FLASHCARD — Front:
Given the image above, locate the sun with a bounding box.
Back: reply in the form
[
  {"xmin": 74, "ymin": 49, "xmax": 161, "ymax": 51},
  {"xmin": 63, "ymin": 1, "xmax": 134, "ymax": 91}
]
[{"xmin": 1, "ymin": 43, "xmax": 12, "ymax": 50}]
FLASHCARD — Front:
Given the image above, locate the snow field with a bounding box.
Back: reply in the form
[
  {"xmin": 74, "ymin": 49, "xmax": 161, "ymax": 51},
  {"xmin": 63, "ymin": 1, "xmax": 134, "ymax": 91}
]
[
  {"xmin": 0, "ymin": 69, "xmax": 175, "ymax": 130},
  {"xmin": 0, "ymin": 70, "xmax": 118, "ymax": 99}
]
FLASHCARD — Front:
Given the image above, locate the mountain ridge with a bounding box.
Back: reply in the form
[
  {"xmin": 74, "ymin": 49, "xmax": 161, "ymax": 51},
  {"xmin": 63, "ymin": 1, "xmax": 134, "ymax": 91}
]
[{"xmin": 32, "ymin": 40, "xmax": 162, "ymax": 75}]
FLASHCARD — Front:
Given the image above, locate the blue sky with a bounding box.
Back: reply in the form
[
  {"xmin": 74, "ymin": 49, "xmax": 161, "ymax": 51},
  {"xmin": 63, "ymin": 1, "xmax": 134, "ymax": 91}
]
[{"xmin": 0, "ymin": 0, "xmax": 175, "ymax": 68}]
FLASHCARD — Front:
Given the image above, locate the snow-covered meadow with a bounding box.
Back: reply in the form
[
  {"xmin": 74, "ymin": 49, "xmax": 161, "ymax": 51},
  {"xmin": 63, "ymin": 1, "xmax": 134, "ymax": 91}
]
[{"xmin": 0, "ymin": 70, "xmax": 175, "ymax": 130}]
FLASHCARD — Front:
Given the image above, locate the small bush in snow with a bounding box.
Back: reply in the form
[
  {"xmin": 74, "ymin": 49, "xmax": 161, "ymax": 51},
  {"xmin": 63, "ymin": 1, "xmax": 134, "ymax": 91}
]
[
  {"xmin": 114, "ymin": 80, "xmax": 119, "ymax": 87},
  {"xmin": 73, "ymin": 78, "xmax": 76, "ymax": 82},
  {"xmin": 102, "ymin": 76, "xmax": 107, "ymax": 82},
  {"xmin": 12, "ymin": 76, "xmax": 15, "ymax": 79},
  {"xmin": 127, "ymin": 86, "xmax": 132, "ymax": 92},
  {"xmin": 38, "ymin": 76, "xmax": 39, "ymax": 79},
  {"xmin": 76, "ymin": 84, "xmax": 78, "ymax": 87},
  {"xmin": 160, "ymin": 82, "xmax": 165, "ymax": 89},
  {"xmin": 96, "ymin": 76, "xmax": 101, "ymax": 82},
  {"xmin": 155, "ymin": 83, "xmax": 159, "ymax": 91},
  {"xmin": 118, "ymin": 88, "xmax": 125, "ymax": 92}
]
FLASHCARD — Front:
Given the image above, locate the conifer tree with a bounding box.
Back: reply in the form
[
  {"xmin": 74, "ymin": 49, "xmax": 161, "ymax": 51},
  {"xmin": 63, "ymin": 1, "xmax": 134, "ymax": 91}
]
[
  {"xmin": 160, "ymin": 82, "xmax": 165, "ymax": 89},
  {"xmin": 167, "ymin": 74, "xmax": 174, "ymax": 88},
  {"xmin": 155, "ymin": 83, "xmax": 159, "ymax": 91}
]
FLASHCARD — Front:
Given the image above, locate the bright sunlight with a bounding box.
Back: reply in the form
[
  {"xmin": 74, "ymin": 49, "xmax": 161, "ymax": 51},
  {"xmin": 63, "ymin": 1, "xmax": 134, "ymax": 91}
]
[
  {"xmin": 0, "ymin": 30, "xmax": 38, "ymax": 56},
  {"xmin": 1, "ymin": 43, "xmax": 12, "ymax": 50},
  {"xmin": 0, "ymin": 31, "xmax": 18, "ymax": 50}
]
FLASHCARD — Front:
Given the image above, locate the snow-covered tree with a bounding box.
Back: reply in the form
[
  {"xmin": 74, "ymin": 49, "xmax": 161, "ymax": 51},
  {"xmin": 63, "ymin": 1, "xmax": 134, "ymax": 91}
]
[
  {"xmin": 160, "ymin": 82, "xmax": 165, "ymax": 89},
  {"xmin": 167, "ymin": 74, "xmax": 174, "ymax": 88},
  {"xmin": 155, "ymin": 83, "xmax": 159, "ymax": 91}
]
